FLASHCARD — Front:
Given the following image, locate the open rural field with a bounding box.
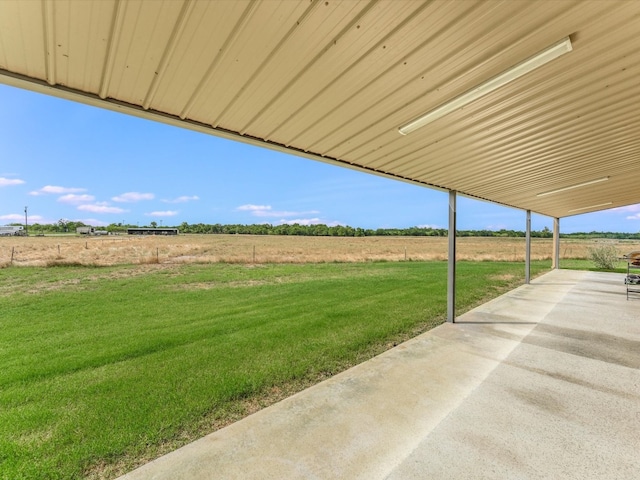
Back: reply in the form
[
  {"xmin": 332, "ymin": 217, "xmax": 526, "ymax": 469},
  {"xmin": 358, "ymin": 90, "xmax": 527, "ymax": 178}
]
[{"xmin": 2, "ymin": 234, "xmax": 640, "ymax": 267}]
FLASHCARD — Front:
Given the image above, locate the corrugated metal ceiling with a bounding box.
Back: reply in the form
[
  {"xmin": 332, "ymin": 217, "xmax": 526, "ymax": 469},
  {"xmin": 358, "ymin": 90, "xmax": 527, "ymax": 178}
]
[{"xmin": 1, "ymin": 0, "xmax": 639, "ymax": 219}]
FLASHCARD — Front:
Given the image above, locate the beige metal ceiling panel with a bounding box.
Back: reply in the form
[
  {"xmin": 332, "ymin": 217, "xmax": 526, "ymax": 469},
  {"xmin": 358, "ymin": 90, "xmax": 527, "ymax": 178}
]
[
  {"xmin": 402, "ymin": 61, "xmax": 640, "ymax": 195},
  {"xmin": 48, "ymin": 0, "xmax": 117, "ymax": 93},
  {"xmin": 101, "ymin": 0, "xmax": 184, "ymax": 105},
  {"xmin": 296, "ymin": 2, "xmax": 506, "ymax": 156},
  {"xmin": 268, "ymin": 0, "xmax": 449, "ymax": 147},
  {"xmin": 238, "ymin": 0, "xmax": 421, "ymax": 142},
  {"xmin": 260, "ymin": 0, "xmax": 454, "ymax": 148},
  {"xmin": 1, "ymin": 0, "xmax": 640, "ymax": 220},
  {"xmin": 394, "ymin": 69, "xmax": 640, "ymax": 186},
  {"xmin": 146, "ymin": 0, "xmax": 253, "ymax": 117},
  {"xmin": 458, "ymin": 110, "xmax": 640, "ymax": 192},
  {"xmin": 313, "ymin": 1, "xmax": 583, "ymax": 158},
  {"xmin": 362, "ymin": 24, "xmax": 637, "ymax": 174},
  {"xmin": 476, "ymin": 144, "xmax": 637, "ymax": 204},
  {"xmin": 465, "ymin": 136, "xmax": 640, "ymax": 202},
  {"xmin": 187, "ymin": 0, "xmax": 315, "ymax": 129},
  {"xmin": 328, "ymin": 9, "xmax": 592, "ymax": 164},
  {"xmin": 0, "ymin": 0, "xmax": 46, "ymax": 80},
  {"xmin": 262, "ymin": 0, "xmax": 432, "ymax": 146},
  {"xmin": 195, "ymin": 0, "xmax": 370, "ymax": 133}
]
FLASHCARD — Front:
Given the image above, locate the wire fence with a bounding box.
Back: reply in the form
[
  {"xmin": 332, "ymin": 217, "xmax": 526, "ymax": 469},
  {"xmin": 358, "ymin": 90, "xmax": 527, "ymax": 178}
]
[{"xmin": 2, "ymin": 234, "xmax": 636, "ymax": 267}]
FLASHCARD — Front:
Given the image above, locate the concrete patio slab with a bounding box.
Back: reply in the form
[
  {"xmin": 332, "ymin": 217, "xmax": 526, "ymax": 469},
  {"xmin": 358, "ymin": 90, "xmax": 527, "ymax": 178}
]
[{"xmin": 118, "ymin": 269, "xmax": 640, "ymax": 480}]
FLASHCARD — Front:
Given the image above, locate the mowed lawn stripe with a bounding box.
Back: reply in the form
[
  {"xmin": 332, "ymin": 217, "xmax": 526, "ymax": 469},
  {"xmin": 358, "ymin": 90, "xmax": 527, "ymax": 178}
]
[{"xmin": 2, "ymin": 263, "xmax": 432, "ymax": 384}]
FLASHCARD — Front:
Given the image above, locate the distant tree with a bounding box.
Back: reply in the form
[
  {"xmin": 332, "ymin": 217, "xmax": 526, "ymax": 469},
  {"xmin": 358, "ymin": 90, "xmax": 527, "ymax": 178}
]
[
  {"xmin": 21, "ymin": 219, "xmax": 640, "ymax": 239},
  {"xmin": 68, "ymin": 221, "xmax": 86, "ymax": 231},
  {"xmin": 58, "ymin": 218, "xmax": 69, "ymax": 232}
]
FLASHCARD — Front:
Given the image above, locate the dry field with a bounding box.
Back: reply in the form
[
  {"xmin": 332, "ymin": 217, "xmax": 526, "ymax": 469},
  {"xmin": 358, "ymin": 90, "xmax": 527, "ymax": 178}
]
[{"xmin": 2, "ymin": 234, "xmax": 640, "ymax": 267}]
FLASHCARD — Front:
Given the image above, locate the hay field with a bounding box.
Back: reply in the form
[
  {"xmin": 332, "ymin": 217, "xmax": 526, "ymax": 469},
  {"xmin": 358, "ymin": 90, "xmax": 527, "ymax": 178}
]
[{"xmin": 2, "ymin": 234, "xmax": 639, "ymax": 267}]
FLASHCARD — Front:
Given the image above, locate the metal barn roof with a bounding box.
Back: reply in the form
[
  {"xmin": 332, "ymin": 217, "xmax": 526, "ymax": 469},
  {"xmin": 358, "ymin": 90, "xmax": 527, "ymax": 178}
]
[{"xmin": 1, "ymin": 0, "xmax": 639, "ymax": 219}]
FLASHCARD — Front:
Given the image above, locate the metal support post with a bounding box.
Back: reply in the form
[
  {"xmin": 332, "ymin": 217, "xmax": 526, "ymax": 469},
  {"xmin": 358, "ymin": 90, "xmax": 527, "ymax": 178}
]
[
  {"xmin": 525, "ymin": 210, "xmax": 531, "ymax": 284},
  {"xmin": 552, "ymin": 217, "xmax": 560, "ymax": 269},
  {"xmin": 447, "ymin": 190, "xmax": 456, "ymax": 323}
]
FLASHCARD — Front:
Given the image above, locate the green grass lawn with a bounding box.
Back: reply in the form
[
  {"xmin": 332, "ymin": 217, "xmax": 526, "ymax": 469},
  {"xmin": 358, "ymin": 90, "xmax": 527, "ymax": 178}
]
[
  {"xmin": 559, "ymin": 258, "xmax": 628, "ymax": 273},
  {"xmin": 0, "ymin": 260, "xmax": 550, "ymax": 479}
]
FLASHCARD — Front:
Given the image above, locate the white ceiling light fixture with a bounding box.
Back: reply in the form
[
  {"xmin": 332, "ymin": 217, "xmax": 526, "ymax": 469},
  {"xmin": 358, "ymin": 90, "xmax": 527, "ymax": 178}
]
[
  {"xmin": 567, "ymin": 202, "xmax": 613, "ymax": 213},
  {"xmin": 537, "ymin": 176, "xmax": 610, "ymax": 197},
  {"xmin": 398, "ymin": 37, "xmax": 573, "ymax": 135}
]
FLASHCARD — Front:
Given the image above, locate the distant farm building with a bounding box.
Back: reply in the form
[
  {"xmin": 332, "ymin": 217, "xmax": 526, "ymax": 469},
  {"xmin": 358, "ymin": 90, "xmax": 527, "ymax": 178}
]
[
  {"xmin": 77, "ymin": 227, "xmax": 109, "ymax": 235},
  {"xmin": 127, "ymin": 228, "xmax": 179, "ymax": 236},
  {"xmin": 0, "ymin": 225, "xmax": 25, "ymax": 236}
]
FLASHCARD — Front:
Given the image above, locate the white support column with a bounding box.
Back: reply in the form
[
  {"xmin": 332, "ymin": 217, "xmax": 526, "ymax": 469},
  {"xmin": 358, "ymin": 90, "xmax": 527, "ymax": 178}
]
[
  {"xmin": 552, "ymin": 217, "xmax": 560, "ymax": 269},
  {"xmin": 525, "ymin": 210, "xmax": 531, "ymax": 284},
  {"xmin": 447, "ymin": 190, "xmax": 456, "ymax": 323}
]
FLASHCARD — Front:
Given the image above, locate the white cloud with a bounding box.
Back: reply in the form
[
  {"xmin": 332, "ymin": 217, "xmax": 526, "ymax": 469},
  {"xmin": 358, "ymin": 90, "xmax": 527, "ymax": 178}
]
[
  {"xmin": 112, "ymin": 192, "xmax": 155, "ymax": 203},
  {"xmin": 0, "ymin": 177, "xmax": 25, "ymax": 187},
  {"xmin": 614, "ymin": 204, "xmax": 640, "ymax": 213},
  {"xmin": 77, "ymin": 203, "xmax": 127, "ymax": 214},
  {"xmin": 237, "ymin": 204, "xmax": 272, "ymax": 212},
  {"xmin": 30, "ymin": 185, "xmax": 86, "ymax": 195},
  {"xmin": 485, "ymin": 224, "xmax": 508, "ymax": 230},
  {"xmin": 162, "ymin": 195, "xmax": 199, "ymax": 203},
  {"xmin": 626, "ymin": 214, "xmax": 640, "ymax": 220},
  {"xmin": 0, "ymin": 213, "xmax": 46, "ymax": 222},
  {"xmin": 58, "ymin": 194, "xmax": 96, "ymax": 204},
  {"xmin": 279, "ymin": 218, "xmax": 323, "ymax": 226},
  {"xmin": 0, "ymin": 213, "xmax": 25, "ymax": 221},
  {"xmin": 236, "ymin": 204, "xmax": 320, "ymax": 218},
  {"xmin": 417, "ymin": 224, "xmax": 442, "ymax": 229},
  {"xmin": 76, "ymin": 218, "xmax": 108, "ymax": 227},
  {"xmin": 258, "ymin": 210, "xmax": 310, "ymax": 218},
  {"xmin": 145, "ymin": 210, "xmax": 179, "ymax": 217}
]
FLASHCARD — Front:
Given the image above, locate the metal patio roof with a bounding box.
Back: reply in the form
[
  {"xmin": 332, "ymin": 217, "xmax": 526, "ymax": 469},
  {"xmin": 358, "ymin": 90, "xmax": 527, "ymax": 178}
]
[{"xmin": 1, "ymin": 0, "xmax": 639, "ymax": 219}]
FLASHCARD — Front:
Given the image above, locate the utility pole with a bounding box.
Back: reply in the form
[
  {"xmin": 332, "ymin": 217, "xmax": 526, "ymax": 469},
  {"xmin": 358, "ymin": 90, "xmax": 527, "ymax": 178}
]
[{"xmin": 24, "ymin": 206, "xmax": 28, "ymax": 236}]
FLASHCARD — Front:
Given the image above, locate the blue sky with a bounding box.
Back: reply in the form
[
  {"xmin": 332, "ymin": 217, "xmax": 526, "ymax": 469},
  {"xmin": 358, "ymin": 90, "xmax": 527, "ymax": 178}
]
[{"xmin": 1, "ymin": 83, "xmax": 639, "ymax": 233}]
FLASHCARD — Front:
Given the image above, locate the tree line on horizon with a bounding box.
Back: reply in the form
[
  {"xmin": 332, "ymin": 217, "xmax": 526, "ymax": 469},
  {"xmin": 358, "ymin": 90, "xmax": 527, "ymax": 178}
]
[{"xmin": 9, "ymin": 219, "xmax": 640, "ymax": 240}]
